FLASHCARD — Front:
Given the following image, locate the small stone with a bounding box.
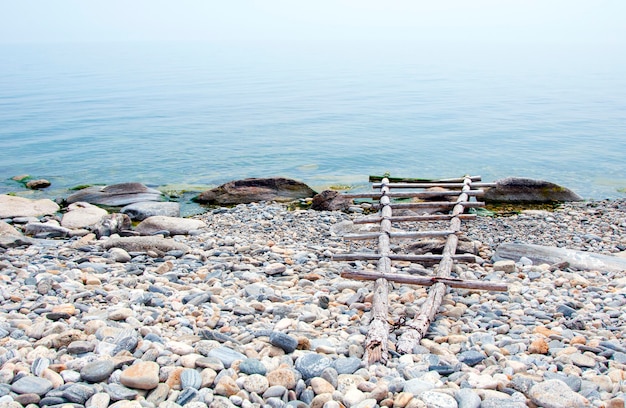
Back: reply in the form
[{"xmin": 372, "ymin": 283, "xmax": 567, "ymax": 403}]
[
  {"xmin": 570, "ymin": 352, "xmax": 596, "ymax": 368},
  {"xmin": 310, "ymin": 377, "xmax": 335, "ymax": 395},
  {"xmin": 239, "ymin": 358, "xmax": 267, "ymax": 375},
  {"xmin": 214, "ymin": 376, "xmax": 240, "ymax": 397},
  {"xmin": 63, "ymin": 383, "xmax": 97, "ymax": 404},
  {"xmin": 295, "ymin": 353, "xmax": 332, "ymax": 380},
  {"xmin": 333, "ymin": 357, "xmax": 361, "ymax": 375},
  {"xmin": 207, "ymin": 346, "xmax": 246, "ymax": 368},
  {"xmin": 267, "ymin": 368, "xmax": 298, "ymax": 389},
  {"xmin": 458, "ymin": 350, "xmax": 485, "ymax": 367},
  {"xmin": 243, "ymin": 374, "xmax": 269, "ymax": 394},
  {"xmin": 181, "ymin": 368, "xmax": 202, "ymax": 390},
  {"xmin": 529, "ymin": 379, "xmax": 589, "ymax": 408},
  {"xmin": 528, "ymin": 338, "xmax": 549, "ymax": 354},
  {"xmin": 10, "ymin": 376, "xmax": 53, "ymax": 396},
  {"xmin": 81, "ymin": 359, "xmax": 116, "ymax": 383},
  {"xmin": 270, "ymin": 332, "xmax": 298, "ymax": 353},
  {"xmin": 146, "ymin": 383, "xmax": 171, "ymax": 405},
  {"xmin": 419, "ymin": 391, "xmax": 457, "ymax": 408},
  {"xmin": 493, "ymin": 260, "xmax": 516, "ymax": 273},
  {"xmin": 455, "ymin": 388, "xmax": 481, "ymax": 408},
  {"xmin": 265, "ymin": 263, "xmax": 287, "ymax": 276},
  {"xmin": 120, "ymin": 361, "xmax": 160, "ymax": 390},
  {"xmin": 87, "ymin": 392, "xmax": 111, "ymax": 408}
]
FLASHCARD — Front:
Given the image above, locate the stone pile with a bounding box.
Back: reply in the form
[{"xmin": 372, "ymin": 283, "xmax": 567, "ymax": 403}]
[{"xmin": 0, "ymin": 197, "xmax": 625, "ymax": 408}]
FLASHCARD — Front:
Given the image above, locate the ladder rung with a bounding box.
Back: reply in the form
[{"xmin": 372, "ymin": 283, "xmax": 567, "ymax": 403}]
[
  {"xmin": 332, "ymin": 253, "xmax": 478, "ymax": 263},
  {"xmin": 343, "ymin": 230, "xmax": 456, "ymax": 241},
  {"xmin": 353, "ymin": 214, "xmax": 476, "ymax": 224},
  {"xmin": 342, "ymin": 190, "xmax": 485, "ymax": 199}
]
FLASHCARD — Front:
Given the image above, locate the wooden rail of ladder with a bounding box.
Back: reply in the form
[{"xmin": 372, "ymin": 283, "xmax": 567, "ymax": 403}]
[{"xmin": 334, "ymin": 175, "xmax": 507, "ymax": 364}]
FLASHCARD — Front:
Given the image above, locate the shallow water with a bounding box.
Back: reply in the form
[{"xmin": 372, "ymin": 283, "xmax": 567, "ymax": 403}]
[{"xmin": 1, "ymin": 41, "xmax": 625, "ymax": 201}]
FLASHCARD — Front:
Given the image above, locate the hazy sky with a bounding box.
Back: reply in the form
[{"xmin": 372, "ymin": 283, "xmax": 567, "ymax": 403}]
[{"xmin": 0, "ymin": 0, "xmax": 624, "ymax": 47}]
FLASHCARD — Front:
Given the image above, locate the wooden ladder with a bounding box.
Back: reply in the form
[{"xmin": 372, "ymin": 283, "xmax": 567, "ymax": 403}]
[{"xmin": 333, "ymin": 175, "xmax": 508, "ymax": 364}]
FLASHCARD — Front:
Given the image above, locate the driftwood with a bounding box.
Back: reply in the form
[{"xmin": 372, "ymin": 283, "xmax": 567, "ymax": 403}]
[
  {"xmin": 334, "ymin": 175, "xmax": 505, "ymax": 365},
  {"xmin": 495, "ymin": 243, "xmax": 626, "ymax": 273},
  {"xmin": 396, "ymin": 179, "xmax": 471, "ymax": 354},
  {"xmin": 364, "ymin": 180, "xmax": 392, "ymax": 364},
  {"xmin": 341, "ymin": 269, "xmax": 508, "ymax": 291}
]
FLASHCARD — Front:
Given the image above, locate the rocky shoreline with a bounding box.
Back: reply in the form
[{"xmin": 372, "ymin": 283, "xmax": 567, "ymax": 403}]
[{"xmin": 0, "ymin": 195, "xmax": 625, "ymax": 408}]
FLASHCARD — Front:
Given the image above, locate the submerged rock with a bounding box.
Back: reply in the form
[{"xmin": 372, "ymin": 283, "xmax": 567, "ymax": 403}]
[
  {"xmin": 484, "ymin": 177, "xmax": 582, "ymax": 203},
  {"xmin": 66, "ymin": 182, "xmax": 164, "ymax": 206},
  {"xmin": 196, "ymin": 177, "xmax": 316, "ymax": 205}
]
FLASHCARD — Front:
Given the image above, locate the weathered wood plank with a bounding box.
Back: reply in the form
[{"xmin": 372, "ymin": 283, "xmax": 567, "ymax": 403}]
[
  {"xmin": 353, "ymin": 214, "xmax": 476, "ymax": 224},
  {"xmin": 343, "ymin": 230, "xmax": 457, "ymax": 240},
  {"xmin": 341, "ymin": 269, "xmax": 507, "ymax": 291},
  {"xmin": 369, "ymin": 175, "xmax": 483, "ymax": 183},
  {"xmin": 342, "ymin": 190, "xmax": 485, "ymax": 199},
  {"xmin": 332, "ymin": 253, "xmax": 477, "ymax": 263}
]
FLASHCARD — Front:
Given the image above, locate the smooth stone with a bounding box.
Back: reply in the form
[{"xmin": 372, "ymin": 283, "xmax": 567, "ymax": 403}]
[
  {"xmin": 458, "ymin": 350, "xmax": 486, "ymax": 367},
  {"xmin": 62, "ymin": 383, "xmax": 97, "ymax": 404},
  {"xmin": 81, "ymin": 359, "xmax": 116, "ymax": 383},
  {"xmin": 270, "ymin": 332, "xmax": 298, "ymax": 353},
  {"xmin": 419, "ymin": 390, "xmax": 458, "ymax": 408},
  {"xmin": 146, "ymin": 383, "xmax": 171, "ymax": 405},
  {"xmin": 86, "ymin": 392, "xmax": 111, "ymax": 408},
  {"xmin": 333, "ymin": 357, "xmax": 361, "ymax": 375},
  {"xmin": 295, "ymin": 353, "xmax": 332, "ymax": 380},
  {"xmin": 0, "ymin": 194, "xmax": 60, "ymax": 218},
  {"xmin": 10, "ymin": 376, "xmax": 53, "ymax": 395},
  {"xmin": 100, "ymin": 235, "xmax": 190, "ymax": 255},
  {"xmin": 13, "ymin": 393, "xmax": 41, "ymax": 406},
  {"xmin": 207, "ymin": 346, "xmax": 246, "ymax": 368},
  {"xmin": 455, "ymin": 388, "xmax": 481, "ymax": 408},
  {"xmin": 403, "ymin": 378, "xmax": 435, "ymax": 395},
  {"xmin": 239, "ymin": 358, "xmax": 267, "ymax": 375},
  {"xmin": 181, "ymin": 369, "xmax": 202, "ymax": 390},
  {"xmin": 103, "ymin": 383, "xmax": 139, "ymax": 401},
  {"xmin": 61, "ymin": 202, "xmax": 108, "ymax": 229},
  {"xmin": 66, "ymin": 182, "xmax": 163, "ymax": 206},
  {"xmin": 243, "ymin": 374, "xmax": 269, "ymax": 394},
  {"xmin": 195, "ymin": 177, "xmax": 316, "ymax": 205},
  {"xmin": 119, "ymin": 361, "xmax": 160, "ymax": 390},
  {"xmin": 121, "ymin": 201, "xmax": 181, "ymax": 221},
  {"xmin": 135, "ymin": 216, "xmax": 205, "ymax": 236},
  {"xmin": 529, "ymin": 379, "xmax": 589, "ymax": 408},
  {"xmin": 267, "ymin": 368, "xmax": 298, "ymax": 389}
]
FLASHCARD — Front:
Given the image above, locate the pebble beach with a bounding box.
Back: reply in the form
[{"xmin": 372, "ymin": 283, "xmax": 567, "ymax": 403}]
[{"xmin": 1, "ymin": 198, "xmax": 626, "ymax": 408}]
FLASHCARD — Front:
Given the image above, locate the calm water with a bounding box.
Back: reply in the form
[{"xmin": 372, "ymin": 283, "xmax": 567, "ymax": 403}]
[{"xmin": 1, "ymin": 41, "xmax": 625, "ymax": 201}]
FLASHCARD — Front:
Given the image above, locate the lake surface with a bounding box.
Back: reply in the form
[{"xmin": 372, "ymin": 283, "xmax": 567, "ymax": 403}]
[{"xmin": 1, "ymin": 41, "xmax": 625, "ymax": 201}]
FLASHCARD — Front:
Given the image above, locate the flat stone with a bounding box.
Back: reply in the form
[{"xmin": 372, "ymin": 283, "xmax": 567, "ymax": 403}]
[
  {"xmin": 419, "ymin": 390, "xmax": 458, "ymax": 408},
  {"xmin": 66, "ymin": 182, "xmax": 163, "ymax": 206},
  {"xmin": 269, "ymin": 331, "xmax": 298, "ymax": 353},
  {"xmin": 206, "ymin": 346, "xmax": 246, "ymax": 368},
  {"xmin": 81, "ymin": 359, "xmax": 116, "ymax": 383},
  {"xmin": 61, "ymin": 202, "xmax": 108, "ymax": 229},
  {"xmin": 10, "ymin": 376, "xmax": 53, "ymax": 395},
  {"xmin": 121, "ymin": 201, "xmax": 181, "ymax": 220},
  {"xmin": 135, "ymin": 216, "xmax": 205, "ymax": 236},
  {"xmin": 295, "ymin": 353, "xmax": 332, "ymax": 380},
  {"xmin": 0, "ymin": 194, "xmax": 60, "ymax": 218},
  {"xmin": 529, "ymin": 379, "xmax": 589, "ymax": 408},
  {"xmin": 120, "ymin": 361, "xmax": 160, "ymax": 390}
]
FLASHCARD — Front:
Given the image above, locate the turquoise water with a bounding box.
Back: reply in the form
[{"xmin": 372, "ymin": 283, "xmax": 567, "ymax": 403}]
[{"xmin": 1, "ymin": 41, "xmax": 625, "ymax": 201}]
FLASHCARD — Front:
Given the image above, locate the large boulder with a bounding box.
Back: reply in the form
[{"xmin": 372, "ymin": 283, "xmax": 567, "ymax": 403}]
[
  {"xmin": 484, "ymin": 177, "xmax": 583, "ymax": 203},
  {"xmin": 121, "ymin": 201, "xmax": 180, "ymax": 221},
  {"xmin": 100, "ymin": 236, "xmax": 190, "ymax": 254},
  {"xmin": 66, "ymin": 183, "xmax": 163, "ymax": 206},
  {"xmin": 135, "ymin": 216, "xmax": 206, "ymax": 236},
  {"xmin": 0, "ymin": 220, "xmax": 33, "ymax": 248},
  {"xmin": 61, "ymin": 202, "xmax": 108, "ymax": 229},
  {"xmin": 196, "ymin": 177, "xmax": 316, "ymax": 205},
  {"xmin": 310, "ymin": 190, "xmax": 353, "ymax": 211},
  {"xmin": 0, "ymin": 194, "xmax": 60, "ymax": 218}
]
